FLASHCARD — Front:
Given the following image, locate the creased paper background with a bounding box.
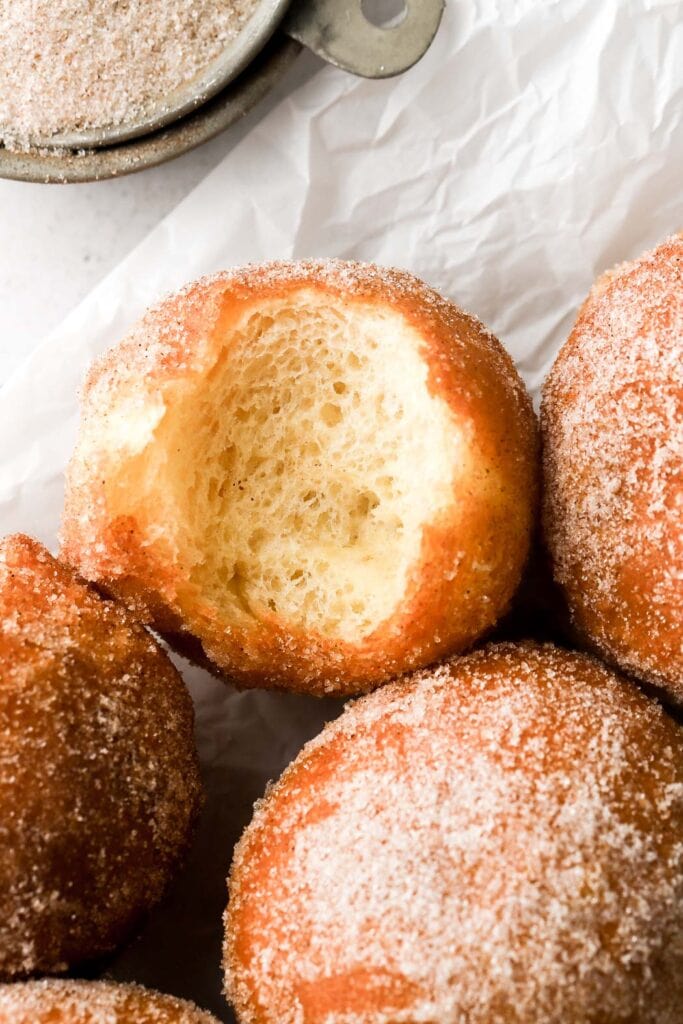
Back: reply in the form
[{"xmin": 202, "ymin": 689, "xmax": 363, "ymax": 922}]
[{"xmin": 0, "ymin": 1, "xmax": 681, "ymax": 1018}]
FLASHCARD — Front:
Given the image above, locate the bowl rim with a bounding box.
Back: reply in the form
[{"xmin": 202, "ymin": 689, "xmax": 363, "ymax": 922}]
[
  {"xmin": 0, "ymin": 35, "xmax": 301, "ymax": 185},
  {"xmin": 5, "ymin": 0, "xmax": 293, "ymax": 152}
]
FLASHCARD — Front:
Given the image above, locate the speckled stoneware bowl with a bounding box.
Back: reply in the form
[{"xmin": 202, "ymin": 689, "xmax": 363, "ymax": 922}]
[
  {"xmin": 0, "ymin": 37, "xmax": 301, "ymax": 184},
  {"xmin": 0, "ymin": 0, "xmax": 444, "ymax": 183}
]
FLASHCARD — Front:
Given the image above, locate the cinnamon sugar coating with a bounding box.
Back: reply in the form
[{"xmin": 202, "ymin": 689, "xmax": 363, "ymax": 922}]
[
  {"xmin": 225, "ymin": 643, "xmax": 683, "ymax": 1024},
  {"xmin": 0, "ymin": 979, "xmax": 219, "ymax": 1023},
  {"xmin": 61, "ymin": 259, "xmax": 537, "ymax": 697},
  {"xmin": 542, "ymin": 234, "xmax": 682, "ymax": 701},
  {"xmin": 0, "ymin": 534, "xmax": 202, "ymax": 978}
]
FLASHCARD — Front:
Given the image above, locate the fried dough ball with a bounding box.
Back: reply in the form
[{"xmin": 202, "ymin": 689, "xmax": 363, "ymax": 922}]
[
  {"xmin": 61, "ymin": 260, "xmax": 537, "ymax": 697},
  {"xmin": 0, "ymin": 979, "xmax": 219, "ymax": 1022},
  {"xmin": 224, "ymin": 643, "xmax": 683, "ymax": 1024},
  {"xmin": 542, "ymin": 234, "xmax": 682, "ymax": 701},
  {"xmin": 0, "ymin": 534, "xmax": 202, "ymax": 978}
]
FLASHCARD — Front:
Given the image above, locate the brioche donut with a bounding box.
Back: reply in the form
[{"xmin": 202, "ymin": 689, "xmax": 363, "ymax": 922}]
[
  {"xmin": 0, "ymin": 980, "xmax": 219, "ymax": 1023},
  {"xmin": 0, "ymin": 534, "xmax": 202, "ymax": 978},
  {"xmin": 224, "ymin": 642, "xmax": 683, "ymax": 1024},
  {"xmin": 60, "ymin": 260, "xmax": 537, "ymax": 696},
  {"xmin": 542, "ymin": 234, "xmax": 682, "ymax": 701}
]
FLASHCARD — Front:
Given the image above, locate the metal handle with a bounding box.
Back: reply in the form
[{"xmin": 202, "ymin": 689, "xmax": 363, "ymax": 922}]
[{"xmin": 282, "ymin": 0, "xmax": 444, "ymax": 78}]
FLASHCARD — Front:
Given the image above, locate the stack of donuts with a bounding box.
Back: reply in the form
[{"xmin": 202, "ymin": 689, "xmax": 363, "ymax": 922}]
[{"xmin": 0, "ymin": 237, "xmax": 680, "ymax": 1023}]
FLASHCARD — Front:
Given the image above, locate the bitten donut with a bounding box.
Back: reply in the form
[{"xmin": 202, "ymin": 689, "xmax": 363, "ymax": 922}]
[
  {"xmin": 61, "ymin": 260, "xmax": 537, "ymax": 697},
  {"xmin": 0, "ymin": 534, "xmax": 202, "ymax": 978},
  {"xmin": 542, "ymin": 234, "xmax": 682, "ymax": 700},
  {"xmin": 225, "ymin": 643, "xmax": 683, "ymax": 1024},
  {"xmin": 0, "ymin": 980, "xmax": 219, "ymax": 1023}
]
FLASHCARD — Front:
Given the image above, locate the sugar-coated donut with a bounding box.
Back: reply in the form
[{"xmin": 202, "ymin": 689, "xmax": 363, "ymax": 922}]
[
  {"xmin": 0, "ymin": 534, "xmax": 202, "ymax": 978},
  {"xmin": 0, "ymin": 979, "xmax": 219, "ymax": 1022},
  {"xmin": 61, "ymin": 260, "xmax": 537, "ymax": 697},
  {"xmin": 224, "ymin": 642, "xmax": 683, "ymax": 1024},
  {"xmin": 542, "ymin": 234, "xmax": 682, "ymax": 701}
]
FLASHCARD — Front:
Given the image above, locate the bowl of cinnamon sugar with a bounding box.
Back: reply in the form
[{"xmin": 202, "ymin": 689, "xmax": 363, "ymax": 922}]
[{"xmin": 0, "ymin": 0, "xmax": 444, "ymax": 182}]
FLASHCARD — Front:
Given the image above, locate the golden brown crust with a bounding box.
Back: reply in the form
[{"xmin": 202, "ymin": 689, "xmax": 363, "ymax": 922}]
[
  {"xmin": 61, "ymin": 260, "xmax": 537, "ymax": 697},
  {"xmin": 0, "ymin": 534, "xmax": 202, "ymax": 978},
  {"xmin": 224, "ymin": 642, "xmax": 683, "ymax": 1024},
  {"xmin": 0, "ymin": 979, "xmax": 219, "ymax": 1023},
  {"xmin": 541, "ymin": 235, "xmax": 682, "ymax": 701}
]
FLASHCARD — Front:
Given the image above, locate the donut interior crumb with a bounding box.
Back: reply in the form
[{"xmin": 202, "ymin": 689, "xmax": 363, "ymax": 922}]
[{"xmin": 105, "ymin": 294, "xmax": 457, "ymax": 641}]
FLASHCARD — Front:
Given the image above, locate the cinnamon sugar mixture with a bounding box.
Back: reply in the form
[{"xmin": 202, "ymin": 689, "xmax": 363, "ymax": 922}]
[{"xmin": 0, "ymin": 0, "xmax": 258, "ymax": 150}]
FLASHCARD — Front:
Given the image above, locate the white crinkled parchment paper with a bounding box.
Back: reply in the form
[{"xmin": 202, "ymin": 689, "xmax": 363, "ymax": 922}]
[{"xmin": 0, "ymin": 1, "xmax": 681, "ymax": 1018}]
